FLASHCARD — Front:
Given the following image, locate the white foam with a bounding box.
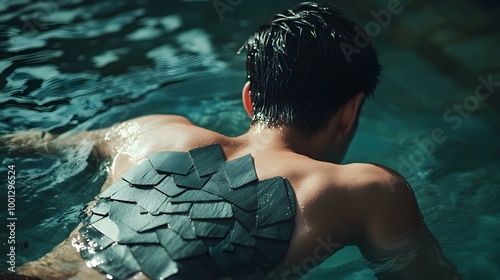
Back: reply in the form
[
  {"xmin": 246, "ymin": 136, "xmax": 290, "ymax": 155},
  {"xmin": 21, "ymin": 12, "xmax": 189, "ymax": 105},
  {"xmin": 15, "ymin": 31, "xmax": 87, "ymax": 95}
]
[
  {"xmin": 92, "ymin": 51, "xmax": 119, "ymax": 68},
  {"xmin": 10, "ymin": 65, "xmax": 60, "ymax": 81},
  {"xmin": 146, "ymin": 44, "xmax": 181, "ymax": 65},
  {"xmin": 126, "ymin": 26, "xmax": 162, "ymax": 41},
  {"xmin": 0, "ymin": 61, "xmax": 11, "ymax": 73},
  {"xmin": 160, "ymin": 15, "xmax": 182, "ymax": 32},
  {"xmin": 177, "ymin": 29, "xmax": 212, "ymax": 55}
]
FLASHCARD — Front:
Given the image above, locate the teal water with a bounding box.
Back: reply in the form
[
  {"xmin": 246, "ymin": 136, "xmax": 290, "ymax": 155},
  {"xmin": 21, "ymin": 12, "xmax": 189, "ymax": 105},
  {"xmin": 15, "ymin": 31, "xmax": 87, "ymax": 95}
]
[{"xmin": 0, "ymin": 0, "xmax": 499, "ymax": 279}]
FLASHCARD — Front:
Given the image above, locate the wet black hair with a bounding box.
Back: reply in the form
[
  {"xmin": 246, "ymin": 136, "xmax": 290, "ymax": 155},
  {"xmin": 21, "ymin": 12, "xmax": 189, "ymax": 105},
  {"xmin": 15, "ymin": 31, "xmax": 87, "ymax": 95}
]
[{"xmin": 243, "ymin": 2, "xmax": 381, "ymax": 134}]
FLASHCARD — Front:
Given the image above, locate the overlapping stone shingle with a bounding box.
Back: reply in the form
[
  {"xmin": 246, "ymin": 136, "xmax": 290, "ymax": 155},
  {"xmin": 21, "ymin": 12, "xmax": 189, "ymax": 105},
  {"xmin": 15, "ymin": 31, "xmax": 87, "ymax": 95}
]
[
  {"xmin": 122, "ymin": 159, "xmax": 166, "ymax": 186},
  {"xmin": 155, "ymin": 176, "xmax": 187, "ymax": 197},
  {"xmin": 97, "ymin": 244, "xmax": 141, "ymax": 279},
  {"xmin": 256, "ymin": 177, "xmax": 294, "ymax": 227},
  {"xmin": 189, "ymin": 144, "xmax": 225, "ymax": 177},
  {"xmin": 189, "ymin": 202, "xmax": 233, "ymax": 219},
  {"xmin": 148, "ymin": 152, "xmax": 193, "ymax": 175},
  {"xmin": 225, "ymin": 154, "xmax": 258, "ymax": 189},
  {"xmin": 172, "ymin": 167, "xmax": 210, "ymax": 189},
  {"xmin": 79, "ymin": 144, "xmax": 297, "ymax": 280},
  {"xmin": 157, "ymin": 228, "xmax": 207, "ymax": 260},
  {"xmin": 99, "ymin": 180, "xmax": 130, "ymax": 199}
]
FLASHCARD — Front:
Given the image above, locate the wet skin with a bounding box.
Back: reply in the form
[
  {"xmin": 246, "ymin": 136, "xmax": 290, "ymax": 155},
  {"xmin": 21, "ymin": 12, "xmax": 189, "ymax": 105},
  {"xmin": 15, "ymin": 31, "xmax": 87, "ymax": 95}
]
[{"xmin": 8, "ymin": 92, "xmax": 460, "ymax": 279}]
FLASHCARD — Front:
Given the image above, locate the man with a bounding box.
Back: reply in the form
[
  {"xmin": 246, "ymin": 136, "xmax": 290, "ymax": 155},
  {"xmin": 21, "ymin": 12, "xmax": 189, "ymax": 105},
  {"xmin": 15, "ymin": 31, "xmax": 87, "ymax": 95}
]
[{"xmin": 5, "ymin": 2, "xmax": 459, "ymax": 280}]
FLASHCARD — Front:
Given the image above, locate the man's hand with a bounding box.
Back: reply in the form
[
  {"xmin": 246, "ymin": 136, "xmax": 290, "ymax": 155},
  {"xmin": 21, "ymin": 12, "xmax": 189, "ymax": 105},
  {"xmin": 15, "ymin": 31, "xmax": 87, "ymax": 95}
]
[
  {"xmin": 1, "ymin": 130, "xmax": 55, "ymax": 154},
  {"xmin": 1, "ymin": 129, "xmax": 111, "ymax": 159}
]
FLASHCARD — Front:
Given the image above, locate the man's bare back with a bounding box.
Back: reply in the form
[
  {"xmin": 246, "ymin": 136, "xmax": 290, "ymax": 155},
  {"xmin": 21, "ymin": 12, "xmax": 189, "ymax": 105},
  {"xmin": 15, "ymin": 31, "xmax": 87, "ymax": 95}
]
[
  {"xmin": 7, "ymin": 3, "xmax": 460, "ymax": 279},
  {"xmin": 12, "ymin": 114, "xmax": 458, "ymax": 279},
  {"xmin": 106, "ymin": 115, "xmax": 421, "ymax": 264}
]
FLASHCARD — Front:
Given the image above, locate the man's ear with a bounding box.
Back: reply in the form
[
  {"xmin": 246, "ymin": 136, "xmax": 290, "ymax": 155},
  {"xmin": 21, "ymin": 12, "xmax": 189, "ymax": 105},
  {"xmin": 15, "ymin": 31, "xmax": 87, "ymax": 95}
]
[
  {"xmin": 339, "ymin": 92, "xmax": 365, "ymax": 135},
  {"xmin": 242, "ymin": 81, "xmax": 253, "ymax": 117}
]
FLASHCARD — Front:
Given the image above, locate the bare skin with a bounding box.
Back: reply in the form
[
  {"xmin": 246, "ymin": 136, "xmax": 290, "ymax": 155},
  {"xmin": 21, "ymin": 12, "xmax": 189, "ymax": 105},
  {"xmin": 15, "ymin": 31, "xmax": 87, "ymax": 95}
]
[{"xmin": 5, "ymin": 86, "xmax": 460, "ymax": 280}]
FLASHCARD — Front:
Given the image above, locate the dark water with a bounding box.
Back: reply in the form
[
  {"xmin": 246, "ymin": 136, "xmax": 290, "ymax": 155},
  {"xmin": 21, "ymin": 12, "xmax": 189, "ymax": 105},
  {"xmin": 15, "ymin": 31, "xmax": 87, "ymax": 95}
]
[{"xmin": 0, "ymin": 0, "xmax": 499, "ymax": 279}]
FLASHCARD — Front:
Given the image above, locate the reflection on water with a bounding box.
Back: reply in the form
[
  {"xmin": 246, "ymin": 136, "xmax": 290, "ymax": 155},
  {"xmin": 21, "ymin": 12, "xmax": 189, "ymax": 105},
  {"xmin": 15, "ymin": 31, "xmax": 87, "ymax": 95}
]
[
  {"xmin": 0, "ymin": 0, "xmax": 252, "ymax": 270},
  {"xmin": 0, "ymin": 145, "xmax": 106, "ymax": 267},
  {"xmin": 0, "ymin": 0, "xmax": 499, "ymax": 279}
]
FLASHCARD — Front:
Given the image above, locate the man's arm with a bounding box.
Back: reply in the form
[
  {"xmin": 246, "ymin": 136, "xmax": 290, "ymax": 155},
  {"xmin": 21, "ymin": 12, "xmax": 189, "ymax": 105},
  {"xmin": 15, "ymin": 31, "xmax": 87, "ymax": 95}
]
[
  {"xmin": 356, "ymin": 165, "xmax": 460, "ymax": 280},
  {"xmin": 12, "ymin": 114, "xmax": 193, "ymax": 280},
  {"xmin": 1, "ymin": 114, "xmax": 193, "ymax": 157},
  {"xmin": 1, "ymin": 128, "xmax": 113, "ymax": 157}
]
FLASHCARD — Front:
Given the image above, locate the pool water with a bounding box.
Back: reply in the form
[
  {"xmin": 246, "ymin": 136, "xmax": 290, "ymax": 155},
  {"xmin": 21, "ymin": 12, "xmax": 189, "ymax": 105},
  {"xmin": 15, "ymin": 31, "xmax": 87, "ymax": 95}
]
[{"xmin": 0, "ymin": 0, "xmax": 499, "ymax": 279}]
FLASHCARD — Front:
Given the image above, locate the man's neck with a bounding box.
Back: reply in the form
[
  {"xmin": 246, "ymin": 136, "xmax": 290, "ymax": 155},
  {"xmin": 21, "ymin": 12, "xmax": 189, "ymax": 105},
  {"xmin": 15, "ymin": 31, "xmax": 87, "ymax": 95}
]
[{"xmin": 235, "ymin": 123, "xmax": 331, "ymax": 160}]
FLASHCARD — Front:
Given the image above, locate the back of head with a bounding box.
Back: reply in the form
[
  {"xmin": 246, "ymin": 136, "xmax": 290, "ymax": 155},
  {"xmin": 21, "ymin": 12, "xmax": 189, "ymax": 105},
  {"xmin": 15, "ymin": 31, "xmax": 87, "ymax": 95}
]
[{"xmin": 244, "ymin": 2, "xmax": 381, "ymax": 134}]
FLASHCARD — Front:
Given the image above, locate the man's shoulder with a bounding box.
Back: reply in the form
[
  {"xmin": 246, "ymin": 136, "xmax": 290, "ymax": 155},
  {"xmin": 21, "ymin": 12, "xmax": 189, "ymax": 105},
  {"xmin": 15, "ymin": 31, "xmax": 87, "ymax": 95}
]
[
  {"xmin": 300, "ymin": 162, "xmax": 410, "ymax": 211},
  {"xmin": 343, "ymin": 163, "xmax": 422, "ymax": 238},
  {"xmin": 128, "ymin": 114, "xmax": 207, "ymax": 145},
  {"xmin": 319, "ymin": 162, "xmax": 407, "ymax": 192},
  {"xmin": 295, "ymin": 162, "xmax": 414, "ymax": 242},
  {"xmin": 338, "ymin": 163, "xmax": 416, "ymax": 207},
  {"xmin": 306, "ymin": 162, "xmax": 422, "ymax": 241},
  {"xmin": 129, "ymin": 114, "xmax": 194, "ymax": 127},
  {"xmin": 317, "ymin": 162, "xmax": 417, "ymax": 219}
]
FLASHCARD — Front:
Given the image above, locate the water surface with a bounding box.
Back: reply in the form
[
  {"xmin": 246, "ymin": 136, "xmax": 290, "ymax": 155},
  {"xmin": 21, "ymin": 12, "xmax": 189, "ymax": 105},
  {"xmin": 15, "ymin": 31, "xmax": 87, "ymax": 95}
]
[{"xmin": 0, "ymin": 0, "xmax": 499, "ymax": 279}]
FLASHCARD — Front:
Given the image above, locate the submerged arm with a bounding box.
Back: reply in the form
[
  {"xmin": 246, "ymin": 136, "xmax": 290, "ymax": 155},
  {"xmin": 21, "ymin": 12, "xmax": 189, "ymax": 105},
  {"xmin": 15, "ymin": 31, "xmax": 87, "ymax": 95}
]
[
  {"xmin": 361, "ymin": 226, "xmax": 460, "ymax": 280},
  {"xmin": 1, "ymin": 114, "xmax": 192, "ymax": 159},
  {"xmin": 356, "ymin": 166, "xmax": 460, "ymax": 280},
  {"xmin": 0, "ymin": 128, "xmax": 113, "ymax": 159}
]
